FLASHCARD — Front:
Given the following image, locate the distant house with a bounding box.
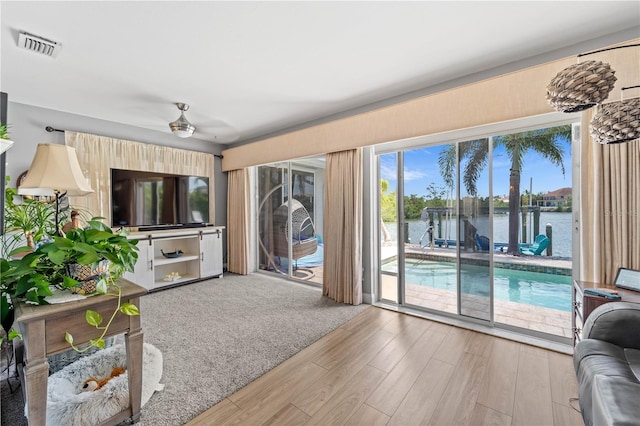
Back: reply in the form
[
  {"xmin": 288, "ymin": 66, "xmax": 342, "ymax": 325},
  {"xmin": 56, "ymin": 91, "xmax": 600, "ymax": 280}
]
[{"xmin": 538, "ymin": 187, "xmax": 572, "ymax": 207}]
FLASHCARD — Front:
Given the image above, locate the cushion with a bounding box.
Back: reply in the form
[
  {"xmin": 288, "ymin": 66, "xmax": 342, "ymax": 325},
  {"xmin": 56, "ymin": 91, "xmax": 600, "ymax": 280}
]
[
  {"xmin": 574, "ymin": 339, "xmax": 640, "ymax": 426},
  {"xmin": 33, "ymin": 342, "xmax": 164, "ymax": 425},
  {"xmin": 592, "ymin": 375, "xmax": 640, "ymax": 426}
]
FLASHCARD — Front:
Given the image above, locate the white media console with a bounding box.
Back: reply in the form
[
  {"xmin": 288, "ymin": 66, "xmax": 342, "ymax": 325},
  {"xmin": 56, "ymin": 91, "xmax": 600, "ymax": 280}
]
[{"xmin": 123, "ymin": 226, "xmax": 224, "ymax": 291}]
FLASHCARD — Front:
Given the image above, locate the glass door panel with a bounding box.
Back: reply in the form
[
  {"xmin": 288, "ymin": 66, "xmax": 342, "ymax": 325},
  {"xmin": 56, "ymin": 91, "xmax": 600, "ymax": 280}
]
[
  {"xmin": 257, "ymin": 159, "xmax": 325, "ymax": 284},
  {"xmin": 379, "ymin": 153, "xmax": 399, "ymax": 303},
  {"xmin": 257, "ymin": 163, "xmax": 288, "ymax": 276},
  {"xmin": 403, "ymin": 145, "xmax": 458, "ymax": 314},
  {"xmin": 286, "ymin": 160, "xmax": 324, "ymax": 284},
  {"xmin": 492, "ymin": 126, "xmax": 573, "ymax": 337},
  {"xmin": 458, "ymin": 139, "xmax": 491, "ymax": 321}
]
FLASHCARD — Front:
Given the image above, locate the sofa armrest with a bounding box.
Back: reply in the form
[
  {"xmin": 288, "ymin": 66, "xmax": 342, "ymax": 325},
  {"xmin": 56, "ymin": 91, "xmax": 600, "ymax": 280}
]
[{"xmin": 583, "ymin": 302, "xmax": 640, "ymax": 349}]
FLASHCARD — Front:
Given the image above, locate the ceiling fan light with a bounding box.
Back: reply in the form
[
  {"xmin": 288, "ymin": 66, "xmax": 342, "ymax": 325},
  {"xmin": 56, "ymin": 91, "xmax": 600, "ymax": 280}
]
[{"xmin": 169, "ymin": 103, "xmax": 196, "ymax": 138}]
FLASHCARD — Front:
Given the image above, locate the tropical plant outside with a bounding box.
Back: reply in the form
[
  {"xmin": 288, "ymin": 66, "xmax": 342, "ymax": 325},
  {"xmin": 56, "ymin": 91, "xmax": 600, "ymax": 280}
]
[{"xmin": 438, "ymin": 125, "xmax": 571, "ymax": 254}]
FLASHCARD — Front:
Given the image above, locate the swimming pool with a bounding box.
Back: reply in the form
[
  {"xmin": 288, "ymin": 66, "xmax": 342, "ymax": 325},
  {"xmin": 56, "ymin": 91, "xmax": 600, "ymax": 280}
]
[{"xmin": 382, "ymin": 259, "xmax": 572, "ymax": 311}]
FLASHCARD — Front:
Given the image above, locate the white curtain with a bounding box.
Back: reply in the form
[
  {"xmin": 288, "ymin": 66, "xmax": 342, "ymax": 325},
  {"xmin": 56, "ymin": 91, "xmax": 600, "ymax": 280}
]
[
  {"xmin": 65, "ymin": 131, "xmax": 215, "ymax": 225},
  {"xmin": 323, "ymin": 148, "xmax": 363, "ymax": 305},
  {"xmin": 580, "ymin": 111, "xmax": 640, "ymax": 282},
  {"xmin": 227, "ymin": 168, "xmax": 250, "ymax": 275}
]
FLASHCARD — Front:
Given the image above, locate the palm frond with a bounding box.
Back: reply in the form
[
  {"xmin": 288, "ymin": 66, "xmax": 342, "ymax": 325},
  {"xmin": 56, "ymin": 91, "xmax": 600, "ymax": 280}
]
[
  {"xmin": 438, "ymin": 145, "xmax": 457, "ymax": 190},
  {"xmin": 462, "ymin": 139, "xmax": 489, "ymax": 196}
]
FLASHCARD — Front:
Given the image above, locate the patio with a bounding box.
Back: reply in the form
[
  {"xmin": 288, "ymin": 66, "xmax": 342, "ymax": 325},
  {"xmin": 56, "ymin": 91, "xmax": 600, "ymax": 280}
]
[{"xmin": 381, "ymin": 244, "xmax": 573, "ymax": 338}]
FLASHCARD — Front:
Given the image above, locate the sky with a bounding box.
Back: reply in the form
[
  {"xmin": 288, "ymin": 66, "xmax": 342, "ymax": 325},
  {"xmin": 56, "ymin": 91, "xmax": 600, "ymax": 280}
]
[{"xmin": 380, "ymin": 137, "xmax": 572, "ymax": 199}]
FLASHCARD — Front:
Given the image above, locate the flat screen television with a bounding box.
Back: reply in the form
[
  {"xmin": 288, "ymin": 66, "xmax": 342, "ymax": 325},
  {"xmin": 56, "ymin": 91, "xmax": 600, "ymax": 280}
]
[{"xmin": 111, "ymin": 168, "xmax": 209, "ymax": 228}]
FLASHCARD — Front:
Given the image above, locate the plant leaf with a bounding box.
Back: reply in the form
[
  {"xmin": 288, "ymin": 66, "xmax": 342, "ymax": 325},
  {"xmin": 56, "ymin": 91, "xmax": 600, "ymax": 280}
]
[
  {"xmin": 61, "ymin": 275, "xmax": 81, "ymax": 289},
  {"xmin": 85, "ymin": 310, "xmax": 103, "ymax": 327},
  {"xmin": 120, "ymin": 303, "xmax": 140, "ymax": 316},
  {"xmin": 47, "ymin": 250, "xmax": 67, "ymax": 265},
  {"xmin": 7, "ymin": 245, "xmax": 33, "ymax": 257},
  {"xmin": 52, "ymin": 237, "xmax": 75, "ymax": 248},
  {"xmin": 77, "ymin": 252, "xmax": 101, "ymax": 265},
  {"xmin": 96, "ymin": 278, "xmax": 108, "ymax": 294},
  {"xmin": 84, "ymin": 229, "xmax": 114, "ymax": 242},
  {"xmin": 65, "ymin": 332, "xmax": 74, "ymax": 344},
  {"xmin": 90, "ymin": 338, "xmax": 106, "ymax": 349}
]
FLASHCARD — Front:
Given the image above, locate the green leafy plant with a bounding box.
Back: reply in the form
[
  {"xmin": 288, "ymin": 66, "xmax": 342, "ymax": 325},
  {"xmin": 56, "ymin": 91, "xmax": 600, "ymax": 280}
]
[
  {"xmin": 1, "ymin": 218, "xmax": 140, "ymax": 351},
  {"xmin": 0, "ymin": 123, "xmax": 10, "ymax": 140},
  {"xmin": 65, "ymin": 278, "xmax": 139, "ymax": 352},
  {"xmin": 3, "ymin": 181, "xmax": 57, "ymax": 254}
]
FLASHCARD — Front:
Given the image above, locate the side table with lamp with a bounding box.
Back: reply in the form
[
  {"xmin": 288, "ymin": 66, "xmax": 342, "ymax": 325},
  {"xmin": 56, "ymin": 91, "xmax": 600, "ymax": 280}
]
[{"xmin": 15, "ymin": 143, "xmax": 146, "ymax": 425}]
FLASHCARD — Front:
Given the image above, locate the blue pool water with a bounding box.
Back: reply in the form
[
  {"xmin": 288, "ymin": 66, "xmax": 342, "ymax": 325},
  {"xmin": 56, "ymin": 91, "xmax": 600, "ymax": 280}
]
[{"xmin": 382, "ymin": 259, "xmax": 572, "ymax": 311}]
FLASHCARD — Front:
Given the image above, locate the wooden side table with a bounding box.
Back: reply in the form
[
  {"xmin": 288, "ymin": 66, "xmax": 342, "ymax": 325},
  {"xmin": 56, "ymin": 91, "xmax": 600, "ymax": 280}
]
[
  {"xmin": 573, "ymin": 279, "xmax": 640, "ymax": 345},
  {"xmin": 14, "ymin": 280, "xmax": 147, "ymax": 426}
]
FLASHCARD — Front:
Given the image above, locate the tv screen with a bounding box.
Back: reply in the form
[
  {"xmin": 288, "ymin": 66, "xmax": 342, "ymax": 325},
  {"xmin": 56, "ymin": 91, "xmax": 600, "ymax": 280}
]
[{"xmin": 111, "ymin": 168, "xmax": 209, "ymax": 228}]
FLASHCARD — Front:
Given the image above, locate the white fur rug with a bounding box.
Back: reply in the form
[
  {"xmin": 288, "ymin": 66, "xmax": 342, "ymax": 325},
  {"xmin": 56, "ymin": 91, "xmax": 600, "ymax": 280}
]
[{"xmin": 36, "ymin": 342, "xmax": 164, "ymax": 426}]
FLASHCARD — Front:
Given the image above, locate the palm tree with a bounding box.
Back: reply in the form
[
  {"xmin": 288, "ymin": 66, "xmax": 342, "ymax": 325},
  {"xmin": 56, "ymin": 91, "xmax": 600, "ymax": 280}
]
[{"xmin": 438, "ymin": 126, "xmax": 571, "ymax": 255}]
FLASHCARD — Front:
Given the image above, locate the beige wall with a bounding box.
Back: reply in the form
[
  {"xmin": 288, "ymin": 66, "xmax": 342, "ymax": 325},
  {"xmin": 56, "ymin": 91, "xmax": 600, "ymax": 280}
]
[{"xmin": 221, "ymin": 39, "xmax": 639, "ymax": 171}]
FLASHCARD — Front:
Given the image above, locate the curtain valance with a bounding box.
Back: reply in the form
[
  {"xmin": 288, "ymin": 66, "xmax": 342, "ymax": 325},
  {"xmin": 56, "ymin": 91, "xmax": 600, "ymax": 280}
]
[{"xmin": 65, "ymin": 131, "xmax": 215, "ymax": 227}]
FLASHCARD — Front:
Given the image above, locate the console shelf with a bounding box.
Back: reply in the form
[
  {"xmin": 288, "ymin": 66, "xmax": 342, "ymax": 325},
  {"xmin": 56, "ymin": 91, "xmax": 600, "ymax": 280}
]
[
  {"xmin": 124, "ymin": 227, "xmax": 224, "ymax": 291},
  {"xmin": 154, "ymin": 255, "xmax": 200, "ymax": 266}
]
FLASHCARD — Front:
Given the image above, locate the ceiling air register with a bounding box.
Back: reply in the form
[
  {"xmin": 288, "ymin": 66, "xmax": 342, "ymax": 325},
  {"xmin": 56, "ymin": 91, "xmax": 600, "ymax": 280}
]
[{"xmin": 18, "ymin": 31, "xmax": 62, "ymax": 58}]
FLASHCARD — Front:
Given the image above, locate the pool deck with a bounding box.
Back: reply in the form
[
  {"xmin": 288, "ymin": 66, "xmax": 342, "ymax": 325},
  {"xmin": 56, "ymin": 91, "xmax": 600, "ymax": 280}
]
[
  {"xmin": 386, "ymin": 243, "xmax": 572, "ymax": 271},
  {"xmin": 283, "ymin": 243, "xmax": 573, "ymax": 338},
  {"xmin": 381, "ymin": 243, "xmax": 573, "ymax": 338}
]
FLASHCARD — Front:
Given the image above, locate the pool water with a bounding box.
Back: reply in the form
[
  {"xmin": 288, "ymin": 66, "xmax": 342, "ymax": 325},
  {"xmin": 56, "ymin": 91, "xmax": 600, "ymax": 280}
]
[{"xmin": 382, "ymin": 259, "xmax": 572, "ymax": 311}]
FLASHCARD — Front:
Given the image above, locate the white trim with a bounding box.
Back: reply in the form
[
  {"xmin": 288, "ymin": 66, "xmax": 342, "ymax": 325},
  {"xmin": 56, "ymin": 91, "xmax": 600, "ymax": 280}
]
[{"xmin": 374, "ymin": 112, "xmax": 579, "ymax": 155}]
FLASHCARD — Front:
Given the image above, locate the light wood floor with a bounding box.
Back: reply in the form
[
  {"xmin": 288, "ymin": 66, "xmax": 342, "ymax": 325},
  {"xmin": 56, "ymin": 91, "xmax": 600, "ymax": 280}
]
[{"xmin": 187, "ymin": 307, "xmax": 583, "ymax": 426}]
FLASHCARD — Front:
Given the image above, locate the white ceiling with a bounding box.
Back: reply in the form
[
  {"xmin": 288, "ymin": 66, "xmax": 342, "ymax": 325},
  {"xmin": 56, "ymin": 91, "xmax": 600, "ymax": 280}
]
[{"xmin": 1, "ymin": 1, "xmax": 639, "ymax": 145}]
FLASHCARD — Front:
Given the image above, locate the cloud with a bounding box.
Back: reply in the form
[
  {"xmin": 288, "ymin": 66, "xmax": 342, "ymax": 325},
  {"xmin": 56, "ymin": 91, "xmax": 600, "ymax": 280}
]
[
  {"xmin": 404, "ymin": 169, "xmax": 427, "ymax": 181},
  {"xmin": 380, "ymin": 162, "xmax": 397, "ymax": 181}
]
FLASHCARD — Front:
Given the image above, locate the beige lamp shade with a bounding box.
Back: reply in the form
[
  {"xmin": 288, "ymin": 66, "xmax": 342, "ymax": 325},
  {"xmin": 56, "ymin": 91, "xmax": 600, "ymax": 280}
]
[{"xmin": 19, "ymin": 143, "xmax": 94, "ymax": 196}]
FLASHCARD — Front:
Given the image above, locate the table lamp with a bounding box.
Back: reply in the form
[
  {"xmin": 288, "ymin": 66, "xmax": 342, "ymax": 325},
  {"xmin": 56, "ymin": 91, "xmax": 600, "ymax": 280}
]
[{"xmin": 18, "ymin": 143, "xmax": 94, "ymax": 233}]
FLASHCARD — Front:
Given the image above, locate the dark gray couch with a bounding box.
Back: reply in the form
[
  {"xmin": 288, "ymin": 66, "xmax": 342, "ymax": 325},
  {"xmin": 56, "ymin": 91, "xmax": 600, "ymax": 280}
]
[{"xmin": 573, "ymin": 302, "xmax": 640, "ymax": 426}]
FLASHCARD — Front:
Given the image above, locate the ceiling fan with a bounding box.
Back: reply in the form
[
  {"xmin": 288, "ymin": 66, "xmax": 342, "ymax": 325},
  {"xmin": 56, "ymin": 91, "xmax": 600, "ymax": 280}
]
[
  {"xmin": 166, "ymin": 102, "xmax": 238, "ymax": 142},
  {"xmin": 169, "ymin": 103, "xmax": 196, "ymax": 138}
]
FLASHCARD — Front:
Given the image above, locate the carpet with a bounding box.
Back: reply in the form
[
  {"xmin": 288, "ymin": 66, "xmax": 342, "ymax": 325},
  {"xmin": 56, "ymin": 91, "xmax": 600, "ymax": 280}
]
[{"xmin": 1, "ymin": 272, "xmax": 369, "ymax": 425}]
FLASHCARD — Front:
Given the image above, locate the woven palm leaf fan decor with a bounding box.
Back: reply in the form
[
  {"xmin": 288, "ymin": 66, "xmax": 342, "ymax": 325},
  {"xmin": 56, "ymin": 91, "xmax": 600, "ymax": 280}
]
[
  {"xmin": 590, "ymin": 92, "xmax": 640, "ymax": 144},
  {"xmin": 546, "ymin": 43, "xmax": 640, "ymax": 114},
  {"xmin": 546, "ymin": 60, "xmax": 617, "ymax": 113}
]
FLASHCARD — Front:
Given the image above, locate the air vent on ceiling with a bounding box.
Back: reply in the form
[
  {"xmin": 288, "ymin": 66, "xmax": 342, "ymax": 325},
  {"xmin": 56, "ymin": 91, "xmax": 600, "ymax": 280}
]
[{"xmin": 18, "ymin": 31, "xmax": 61, "ymax": 58}]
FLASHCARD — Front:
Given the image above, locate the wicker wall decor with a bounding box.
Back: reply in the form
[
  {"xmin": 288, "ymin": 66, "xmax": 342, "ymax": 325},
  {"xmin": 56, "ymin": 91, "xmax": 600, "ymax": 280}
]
[
  {"xmin": 546, "ymin": 60, "xmax": 617, "ymax": 113},
  {"xmin": 590, "ymin": 97, "xmax": 640, "ymax": 144}
]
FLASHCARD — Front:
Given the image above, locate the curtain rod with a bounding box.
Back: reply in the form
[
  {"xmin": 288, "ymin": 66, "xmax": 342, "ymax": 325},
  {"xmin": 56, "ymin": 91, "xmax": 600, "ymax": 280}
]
[{"xmin": 45, "ymin": 126, "xmax": 223, "ymax": 159}]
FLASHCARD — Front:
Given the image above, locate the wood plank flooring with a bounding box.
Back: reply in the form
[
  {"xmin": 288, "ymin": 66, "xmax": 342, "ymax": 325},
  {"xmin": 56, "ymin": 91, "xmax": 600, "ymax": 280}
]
[{"xmin": 188, "ymin": 307, "xmax": 583, "ymax": 426}]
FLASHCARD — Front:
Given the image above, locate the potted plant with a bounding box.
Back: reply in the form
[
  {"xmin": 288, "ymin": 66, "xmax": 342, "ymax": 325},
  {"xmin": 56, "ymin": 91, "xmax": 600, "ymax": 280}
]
[
  {"xmin": 0, "ymin": 123, "xmax": 13, "ymax": 153},
  {"xmin": 2, "ymin": 179, "xmax": 57, "ymax": 253},
  {"xmin": 1, "ymin": 218, "xmax": 140, "ymax": 351}
]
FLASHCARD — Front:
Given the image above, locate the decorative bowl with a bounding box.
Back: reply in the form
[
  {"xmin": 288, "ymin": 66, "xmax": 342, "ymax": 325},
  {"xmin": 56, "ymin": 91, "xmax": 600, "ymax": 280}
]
[{"xmin": 161, "ymin": 249, "xmax": 184, "ymax": 258}]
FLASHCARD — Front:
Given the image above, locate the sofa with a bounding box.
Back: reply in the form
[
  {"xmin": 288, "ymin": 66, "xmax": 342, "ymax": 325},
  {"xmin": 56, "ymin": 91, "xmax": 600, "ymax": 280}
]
[{"xmin": 573, "ymin": 302, "xmax": 640, "ymax": 426}]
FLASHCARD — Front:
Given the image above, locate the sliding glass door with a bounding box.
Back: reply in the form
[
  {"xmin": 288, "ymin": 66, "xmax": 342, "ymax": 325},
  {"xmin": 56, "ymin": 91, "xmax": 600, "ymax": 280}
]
[
  {"xmin": 256, "ymin": 158, "xmax": 325, "ymax": 284},
  {"xmin": 376, "ymin": 122, "xmax": 575, "ymax": 340}
]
